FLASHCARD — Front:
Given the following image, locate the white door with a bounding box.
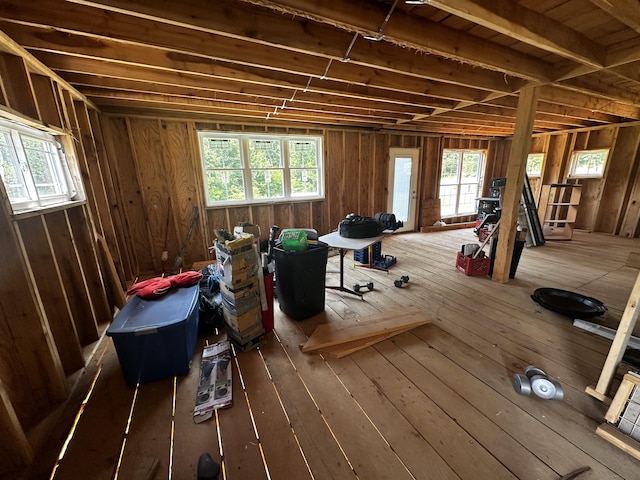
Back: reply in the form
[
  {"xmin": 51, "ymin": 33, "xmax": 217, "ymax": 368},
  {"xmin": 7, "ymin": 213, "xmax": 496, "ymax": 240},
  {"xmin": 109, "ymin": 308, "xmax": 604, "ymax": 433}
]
[{"xmin": 387, "ymin": 148, "xmax": 419, "ymax": 232}]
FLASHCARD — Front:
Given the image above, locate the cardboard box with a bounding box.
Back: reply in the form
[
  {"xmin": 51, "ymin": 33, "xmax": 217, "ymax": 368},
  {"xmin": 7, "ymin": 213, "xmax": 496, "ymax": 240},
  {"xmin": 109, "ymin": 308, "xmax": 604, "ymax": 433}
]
[
  {"xmin": 223, "ymin": 306, "xmax": 262, "ymax": 335},
  {"xmin": 215, "ymin": 240, "xmax": 259, "ymax": 288},
  {"xmin": 234, "ymin": 224, "xmax": 261, "ymax": 244},
  {"xmin": 106, "ymin": 285, "xmax": 199, "ymax": 386}
]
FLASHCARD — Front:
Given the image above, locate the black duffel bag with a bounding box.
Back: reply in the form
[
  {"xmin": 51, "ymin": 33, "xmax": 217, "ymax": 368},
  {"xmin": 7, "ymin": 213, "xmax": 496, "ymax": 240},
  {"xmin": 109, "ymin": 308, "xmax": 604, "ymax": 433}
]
[{"xmin": 338, "ymin": 214, "xmax": 385, "ymax": 238}]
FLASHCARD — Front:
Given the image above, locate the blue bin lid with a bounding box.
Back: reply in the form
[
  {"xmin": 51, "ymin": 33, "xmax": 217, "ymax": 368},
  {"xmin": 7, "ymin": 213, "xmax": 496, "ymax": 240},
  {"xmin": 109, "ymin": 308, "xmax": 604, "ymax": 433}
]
[{"xmin": 107, "ymin": 285, "xmax": 198, "ymax": 336}]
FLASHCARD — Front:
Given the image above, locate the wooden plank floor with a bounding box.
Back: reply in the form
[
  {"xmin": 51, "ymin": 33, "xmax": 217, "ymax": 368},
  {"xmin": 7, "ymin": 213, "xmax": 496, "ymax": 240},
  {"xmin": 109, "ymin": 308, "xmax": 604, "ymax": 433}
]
[{"xmin": 40, "ymin": 230, "xmax": 640, "ymax": 479}]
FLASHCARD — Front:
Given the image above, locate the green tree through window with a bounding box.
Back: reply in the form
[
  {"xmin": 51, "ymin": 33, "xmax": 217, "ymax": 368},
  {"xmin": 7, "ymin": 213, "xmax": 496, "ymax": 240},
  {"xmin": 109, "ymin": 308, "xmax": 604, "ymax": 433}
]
[
  {"xmin": 0, "ymin": 120, "xmax": 76, "ymax": 211},
  {"xmin": 199, "ymin": 133, "xmax": 323, "ymax": 205},
  {"xmin": 439, "ymin": 149, "xmax": 486, "ymax": 217}
]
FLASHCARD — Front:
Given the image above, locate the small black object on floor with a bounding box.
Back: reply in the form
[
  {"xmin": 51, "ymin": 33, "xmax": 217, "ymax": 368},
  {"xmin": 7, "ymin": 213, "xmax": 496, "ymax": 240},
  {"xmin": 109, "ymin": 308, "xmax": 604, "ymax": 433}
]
[{"xmin": 197, "ymin": 453, "xmax": 220, "ymax": 480}]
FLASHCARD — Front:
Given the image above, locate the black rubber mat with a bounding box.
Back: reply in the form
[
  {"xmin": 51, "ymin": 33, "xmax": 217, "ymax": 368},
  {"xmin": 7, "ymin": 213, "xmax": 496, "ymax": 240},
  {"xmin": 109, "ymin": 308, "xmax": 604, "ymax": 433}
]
[{"xmin": 531, "ymin": 288, "xmax": 606, "ymax": 318}]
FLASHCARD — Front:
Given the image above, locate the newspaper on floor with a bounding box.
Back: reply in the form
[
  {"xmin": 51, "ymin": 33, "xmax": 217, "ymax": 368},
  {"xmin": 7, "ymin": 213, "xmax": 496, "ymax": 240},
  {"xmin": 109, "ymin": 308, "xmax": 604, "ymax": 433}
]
[{"xmin": 194, "ymin": 340, "xmax": 232, "ymax": 423}]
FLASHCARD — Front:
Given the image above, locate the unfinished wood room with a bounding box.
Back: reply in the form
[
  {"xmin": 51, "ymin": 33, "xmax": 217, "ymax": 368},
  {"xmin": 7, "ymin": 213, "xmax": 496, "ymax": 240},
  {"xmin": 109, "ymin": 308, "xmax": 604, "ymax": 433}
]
[{"xmin": 2, "ymin": 1, "xmax": 640, "ymax": 479}]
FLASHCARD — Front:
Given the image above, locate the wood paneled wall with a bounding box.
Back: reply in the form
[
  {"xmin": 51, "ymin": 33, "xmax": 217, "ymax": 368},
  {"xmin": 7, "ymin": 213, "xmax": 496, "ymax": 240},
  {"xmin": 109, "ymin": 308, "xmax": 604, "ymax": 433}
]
[
  {"xmin": 100, "ymin": 119, "xmax": 515, "ymax": 273},
  {"xmin": 533, "ymin": 125, "xmax": 640, "ymax": 236},
  {"xmin": 0, "ymin": 34, "xmax": 119, "ymax": 476}
]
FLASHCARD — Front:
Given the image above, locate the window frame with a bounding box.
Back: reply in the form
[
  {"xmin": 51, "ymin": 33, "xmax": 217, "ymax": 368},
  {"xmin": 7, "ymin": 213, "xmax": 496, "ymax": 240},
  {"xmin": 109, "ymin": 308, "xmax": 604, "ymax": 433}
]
[
  {"xmin": 198, "ymin": 132, "xmax": 324, "ymax": 206},
  {"xmin": 439, "ymin": 148, "xmax": 486, "ymax": 218},
  {"xmin": 0, "ymin": 119, "xmax": 77, "ymax": 212},
  {"xmin": 568, "ymin": 148, "xmax": 610, "ymax": 179}
]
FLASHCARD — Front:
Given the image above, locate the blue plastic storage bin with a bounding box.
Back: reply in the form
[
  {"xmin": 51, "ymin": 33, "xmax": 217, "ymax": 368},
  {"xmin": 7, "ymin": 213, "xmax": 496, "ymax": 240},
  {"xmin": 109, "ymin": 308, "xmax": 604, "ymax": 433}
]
[{"xmin": 106, "ymin": 285, "xmax": 199, "ymax": 386}]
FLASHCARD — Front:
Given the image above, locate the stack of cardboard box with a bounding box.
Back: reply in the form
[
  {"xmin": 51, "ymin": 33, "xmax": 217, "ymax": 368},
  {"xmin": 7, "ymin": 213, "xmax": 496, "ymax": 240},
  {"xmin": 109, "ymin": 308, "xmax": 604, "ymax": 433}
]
[{"xmin": 215, "ymin": 233, "xmax": 264, "ymax": 349}]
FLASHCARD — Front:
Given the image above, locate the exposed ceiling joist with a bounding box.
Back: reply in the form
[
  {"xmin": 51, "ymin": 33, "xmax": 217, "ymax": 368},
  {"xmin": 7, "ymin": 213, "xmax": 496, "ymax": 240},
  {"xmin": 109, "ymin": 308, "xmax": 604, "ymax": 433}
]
[
  {"xmin": 427, "ymin": 0, "xmax": 606, "ymax": 67},
  {"xmin": 0, "ymin": 0, "xmax": 635, "ymax": 137},
  {"xmin": 590, "ymin": 0, "xmax": 640, "ymax": 33}
]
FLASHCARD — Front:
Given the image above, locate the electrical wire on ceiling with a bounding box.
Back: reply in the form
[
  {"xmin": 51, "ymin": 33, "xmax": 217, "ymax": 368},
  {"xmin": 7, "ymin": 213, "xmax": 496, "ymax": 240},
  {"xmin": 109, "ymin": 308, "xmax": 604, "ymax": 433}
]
[
  {"xmin": 362, "ymin": 0, "xmax": 399, "ymax": 41},
  {"xmin": 269, "ymin": 0, "xmax": 399, "ymax": 120},
  {"xmin": 341, "ymin": 33, "xmax": 359, "ymax": 62}
]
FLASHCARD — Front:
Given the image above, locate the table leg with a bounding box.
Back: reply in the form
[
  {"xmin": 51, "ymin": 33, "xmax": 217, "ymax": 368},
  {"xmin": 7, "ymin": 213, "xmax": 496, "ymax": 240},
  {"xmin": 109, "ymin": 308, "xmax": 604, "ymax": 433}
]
[
  {"xmin": 325, "ymin": 248, "xmax": 363, "ymax": 298},
  {"xmin": 354, "ymin": 243, "xmax": 389, "ymax": 272}
]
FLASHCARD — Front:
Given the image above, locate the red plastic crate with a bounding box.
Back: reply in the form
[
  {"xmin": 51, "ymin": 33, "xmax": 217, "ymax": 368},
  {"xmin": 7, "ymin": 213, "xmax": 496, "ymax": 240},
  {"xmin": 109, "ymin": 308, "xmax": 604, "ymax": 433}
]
[{"xmin": 456, "ymin": 252, "xmax": 490, "ymax": 276}]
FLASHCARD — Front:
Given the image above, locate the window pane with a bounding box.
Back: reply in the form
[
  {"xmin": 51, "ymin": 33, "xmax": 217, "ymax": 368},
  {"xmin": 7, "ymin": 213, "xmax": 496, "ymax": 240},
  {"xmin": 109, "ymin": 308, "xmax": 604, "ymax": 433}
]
[
  {"xmin": 392, "ymin": 156, "xmax": 412, "ymax": 222},
  {"xmin": 203, "ymin": 138, "xmax": 241, "ymax": 169},
  {"xmin": 526, "ymin": 153, "xmax": 544, "ymax": 176},
  {"xmin": 461, "ymin": 152, "xmax": 480, "ymax": 182},
  {"xmin": 21, "ymin": 136, "xmax": 63, "ymax": 197},
  {"xmin": 290, "ymin": 168, "xmax": 319, "ymax": 196},
  {"xmin": 439, "ymin": 184, "xmax": 457, "ymax": 216},
  {"xmin": 571, "ymin": 150, "xmax": 608, "ymax": 177},
  {"xmin": 206, "ymin": 170, "xmax": 245, "ymax": 202},
  {"xmin": 252, "ymin": 169, "xmax": 284, "ymax": 199},
  {"xmin": 0, "ymin": 132, "xmax": 28, "ymax": 201},
  {"xmin": 249, "ymin": 139, "xmax": 282, "ymax": 168},
  {"xmin": 458, "ymin": 183, "xmax": 478, "ymax": 214},
  {"xmin": 289, "ymin": 140, "xmax": 318, "ymax": 168},
  {"xmin": 439, "ymin": 149, "xmax": 485, "ymax": 217},
  {"xmin": 441, "ymin": 152, "xmax": 460, "ymax": 185}
]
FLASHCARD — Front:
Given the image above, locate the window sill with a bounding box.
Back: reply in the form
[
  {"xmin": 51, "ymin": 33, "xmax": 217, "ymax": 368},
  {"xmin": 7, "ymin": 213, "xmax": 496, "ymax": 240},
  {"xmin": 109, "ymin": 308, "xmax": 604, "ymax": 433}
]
[
  {"xmin": 11, "ymin": 200, "xmax": 86, "ymax": 220},
  {"xmin": 205, "ymin": 197, "xmax": 325, "ymax": 208}
]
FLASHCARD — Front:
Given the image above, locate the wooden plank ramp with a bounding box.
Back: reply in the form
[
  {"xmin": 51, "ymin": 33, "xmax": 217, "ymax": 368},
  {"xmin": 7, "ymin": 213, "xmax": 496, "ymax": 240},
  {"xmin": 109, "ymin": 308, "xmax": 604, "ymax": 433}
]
[{"xmin": 301, "ymin": 305, "xmax": 431, "ymax": 354}]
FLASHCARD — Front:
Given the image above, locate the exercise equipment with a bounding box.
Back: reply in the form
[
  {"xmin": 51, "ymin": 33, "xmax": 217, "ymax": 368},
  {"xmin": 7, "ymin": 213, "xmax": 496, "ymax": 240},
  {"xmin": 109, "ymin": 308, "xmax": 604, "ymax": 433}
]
[
  {"xmin": 512, "ymin": 365, "xmax": 564, "ymax": 400},
  {"xmin": 394, "ymin": 275, "xmax": 410, "ymax": 288},
  {"xmin": 374, "ymin": 212, "xmax": 403, "ymax": 231},
  {"xmin": 353, "ymin": 281, "xmax": 374, "ymax": 292}
]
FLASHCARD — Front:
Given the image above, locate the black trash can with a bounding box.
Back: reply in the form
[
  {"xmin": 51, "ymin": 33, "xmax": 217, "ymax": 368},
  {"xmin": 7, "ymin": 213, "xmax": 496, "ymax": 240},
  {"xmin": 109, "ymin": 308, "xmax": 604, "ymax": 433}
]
[
  {"xmin": 274, "ymin": 242, "xmax": 329, "ymax": 320},
  {"xmin": 488, "ymin": 237, "xmax": 525, "ymax": 279}
]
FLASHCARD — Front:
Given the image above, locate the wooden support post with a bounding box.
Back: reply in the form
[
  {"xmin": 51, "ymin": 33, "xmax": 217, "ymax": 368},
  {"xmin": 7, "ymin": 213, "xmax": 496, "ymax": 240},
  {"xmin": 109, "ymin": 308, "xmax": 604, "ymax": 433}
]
[
  {"xmin": 492, "ymin": 86, "xmax": 538, "ymax": 283},
  {"xmin": 587, "ymin": 270, "xmax": 640, "ymax": 400}
]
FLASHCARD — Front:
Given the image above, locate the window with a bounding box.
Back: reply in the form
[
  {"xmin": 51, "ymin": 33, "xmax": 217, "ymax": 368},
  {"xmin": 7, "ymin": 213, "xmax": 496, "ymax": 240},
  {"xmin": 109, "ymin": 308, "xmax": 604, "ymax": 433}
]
[
  {"xmin": 0, "ymin": 120, "xmax": 77, "ymax": 211},
  {"xmin": 526, "ymin": 153, "xmax": 545, "ymax": 177},
  {"xmin": 569, "ymin": 149, "xmax": 609, "ymax": 178},
  {"xmin": 198, "ymin": 132, "xmax": 323, "ymax": 205},
  {"xmin": 439, "ymin": 149, "xmax": 485, "ymax": 217}
]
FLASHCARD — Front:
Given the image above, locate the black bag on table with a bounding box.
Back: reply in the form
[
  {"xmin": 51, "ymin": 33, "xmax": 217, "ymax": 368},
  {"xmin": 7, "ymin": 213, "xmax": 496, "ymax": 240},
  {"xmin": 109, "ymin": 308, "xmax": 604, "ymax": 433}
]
[{"xmin": 338, "ymin": 214, "xmax": 385, "ymax": 238}]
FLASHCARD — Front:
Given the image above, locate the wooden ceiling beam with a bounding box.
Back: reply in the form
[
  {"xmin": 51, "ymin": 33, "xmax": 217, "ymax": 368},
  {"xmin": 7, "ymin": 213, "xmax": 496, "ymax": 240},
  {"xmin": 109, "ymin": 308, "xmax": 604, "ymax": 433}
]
[
  {"xmin": 74, "ymin": 0, "xmax": 552, "ymax": 81},
  {"xmin": 83, "ymin": 88, "xmax": 413, "ymax": 123},
  {"xmin": 67, "ymin": 79, "xmax": 426, "ymax": 121},
  {"xmin": 1, "ymin": 21, "xmax": 490, "ymax": 104},
  {"xmin": 537, "ymin": 85, "xmax": 640, "ymax": 120},
  {"xmin": 557, "ymin": 76, "xmax": 640, "ymax": 107},
  {"xmin": 485, "ymin": 96, "xmax": 621, "ymax": 124},
  {"xmin": 590, "ymin": 0, "xmax": 640, "ymax": 33},
  {"xmin": 0, "ymin": 0, "xmax": 525, "ymax": 95},
  {"xmin": 426, "ymin": 0, "xmax": 606, "ymax": 67},
  {"xmin": 403, "ymin": 118, "xmax": 514, "ymax": 136},
  {"xmin": 448, "ymin": 105, "xmax": 593, "ymax": 129},
  {"xmin": 32, "ymin": 51, "xmax": 458, "ymax": 110},
  {"xmin": 92, "ymin": 96, "xmax": 393, "ymax": 127}
]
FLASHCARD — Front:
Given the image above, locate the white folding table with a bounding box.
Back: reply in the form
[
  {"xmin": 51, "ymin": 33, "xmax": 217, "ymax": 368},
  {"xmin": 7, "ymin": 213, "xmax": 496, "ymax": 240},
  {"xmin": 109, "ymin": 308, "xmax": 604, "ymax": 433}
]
[{"xmin": 319, "ymin": 231, "xmax": 383, "ymax": 298}]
